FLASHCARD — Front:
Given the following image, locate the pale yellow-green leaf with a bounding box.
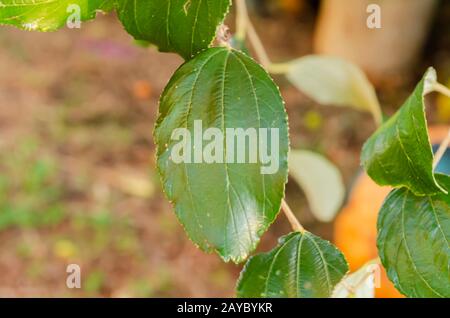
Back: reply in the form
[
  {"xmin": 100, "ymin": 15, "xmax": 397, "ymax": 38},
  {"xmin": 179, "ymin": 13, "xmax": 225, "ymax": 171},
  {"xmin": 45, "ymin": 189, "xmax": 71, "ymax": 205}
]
[
  {"xmin": 286, "ymin": 55, "xmax": 382, "ymax": 125},
  {"xmin": 289, "ymin": 150, "xmax": 345, "ymax": 222},
  {"xmin": 332, "ymin": 260, "xmax": 379, "ymax": 298}
]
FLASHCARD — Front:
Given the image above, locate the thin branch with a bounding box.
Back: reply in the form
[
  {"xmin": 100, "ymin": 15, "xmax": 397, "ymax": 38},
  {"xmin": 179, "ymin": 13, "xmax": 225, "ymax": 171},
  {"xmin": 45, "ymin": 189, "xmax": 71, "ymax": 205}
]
[
  {"xmin": 433, "ymin": 128, "xmax": 450, "ymax": 169},
  {"xmin": 235, "ymin": 0, "xmax": 248, "ymax": 41},
  {"xmin": 433, "ymin": 82, "xmax": 450, "ymax": 98},
  {"xmin": 235, "ymin": 0, "xmax": 293, "ymax": 75},
  {"xmin": 281, "ymin": 199, "xmax": 305, "ymax": 233},
  {"xmin": 266, "ymin": 62, "xmax": 292, "ymax": 75},
  {"xmin": 235, "ymin": 0, "xmax": 271, "ymax": 68},
  {"xmin": 246, "ymin": 19, "xmax": 272, "ymax": 69}
]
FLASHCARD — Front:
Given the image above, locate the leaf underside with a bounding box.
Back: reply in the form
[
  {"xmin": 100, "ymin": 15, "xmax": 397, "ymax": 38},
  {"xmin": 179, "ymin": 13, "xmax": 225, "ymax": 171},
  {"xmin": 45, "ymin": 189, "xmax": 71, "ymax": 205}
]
[
  {"xmin": 332, "ymin": 259, "xmax": 379, "ymax": 298},
  {"xmin": 154, "ymin": 47, "xmax": 289, "ymax": 263},
  {"xmin": 289, "ymin": 150, "xmax": 345, "ymax": 222},
  {"xmin": 286, "ymin": 55, "xmax": 382, "ymax": 124},
  {"xmin": 236, "ymin": 232, "xmax": 349, "ymax": 298},
  {"xmin": 361, "ymin": 68, "xmax": 445, "ymax": 196},
  {"xmin": 377, "ymin": 174, "xmax": 450, "ymax": 298}
]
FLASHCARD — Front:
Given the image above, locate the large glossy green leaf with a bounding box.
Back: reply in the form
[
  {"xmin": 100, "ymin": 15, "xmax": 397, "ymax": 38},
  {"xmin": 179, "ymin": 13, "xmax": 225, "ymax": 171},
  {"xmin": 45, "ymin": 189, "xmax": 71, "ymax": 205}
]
[
  {"xmin": 0, "ymin": 0, "xmax": 113, "ymax": 31},
  {"xmin": 289, "ymin": 150, "xmax": 345, "ymax": 222},
  {"xmin": 361, "ymin": 68, "xmax": 446, "ymax": 196},
  {"xmin": 377, "ymin": 174, "xmax": 450, "ymax": 298},
  {"xmin": 286, "ymin": 55, "xmax": 382, "ymax": 125},
  {"xmin": 236, "ymin": 232, "xmax": 348, "ymax": 298},
  {"xmin": 154, "ymin": 47, "xmax": 289, "ymax": 263},
  {"xmin": 116, "ymin": 0, "xmax": 231, "ymax": 60}
]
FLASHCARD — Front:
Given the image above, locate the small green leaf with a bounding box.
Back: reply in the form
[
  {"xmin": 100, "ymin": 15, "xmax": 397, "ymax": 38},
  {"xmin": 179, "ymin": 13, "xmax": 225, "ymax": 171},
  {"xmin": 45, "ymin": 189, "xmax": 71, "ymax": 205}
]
[
  {"xmin": 289, "ymin": 150, "xmax": 345, "ymax": 222},
  {"xmin": 361, "ymin": 68, "xmax": 446, "ymax": 196},
  {"xmin": 0, "ymin": 0, "xmax": 114, "ymax": 31},
  {"xmin": 154, "ymin": 47, "xmax": 289, "ymax": 263},
  {"xmin": 236, "ymin": 232, "xmax": 348, "ymax": 298},
  {"xmin": 377, "ymin": 174, "xmax": 450, "ymax": 298},
  {"xmin": 286, "ymin": 55, "xmax": 382, "ymax": 125},
  {"xmin": 116, "ymin": 0, "xmax": 231, "ymax": 60}
]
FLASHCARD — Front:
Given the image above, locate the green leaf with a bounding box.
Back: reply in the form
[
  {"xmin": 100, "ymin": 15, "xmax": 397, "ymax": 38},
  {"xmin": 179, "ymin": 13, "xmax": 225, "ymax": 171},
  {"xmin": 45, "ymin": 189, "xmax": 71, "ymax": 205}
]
[
  {"xmin": 236, "ymin": 232, "xmax": 349, "ymax": 298},
  {"xmin": 361, "ymin": 68, "xmax": 446, "ymax": 196},
  {"xmin": 0, "ymin": 0, "xmax": 114, "ymax": 32},
  {"xmin": 286, "ymin": 55, "xmax": 382, "ymax": 125},
  {"xmin": 289, "ymin": 150, "xmax": 345, "ymax": 222},
  {"xmin": 116, "ymin": 0, "xmax": 231, "ymax": 60},
  {"xmin": 377, "ymin": 174, "xmax": 450, "ymax": 298},
  {"xmin": 154, "ymin": 47, "xmax": 289, "ymax": 263}
]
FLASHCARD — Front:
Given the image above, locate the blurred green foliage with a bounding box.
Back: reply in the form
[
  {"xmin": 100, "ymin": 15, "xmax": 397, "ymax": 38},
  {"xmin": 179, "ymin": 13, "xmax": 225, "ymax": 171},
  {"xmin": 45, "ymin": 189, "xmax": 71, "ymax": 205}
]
[
  {"xmin": 0, "ymin": 138, "xmax": 65, "ymax": 230},
  {"xmin": 0, "ymin": 138, "xmax": 150, "ymax": 297}
]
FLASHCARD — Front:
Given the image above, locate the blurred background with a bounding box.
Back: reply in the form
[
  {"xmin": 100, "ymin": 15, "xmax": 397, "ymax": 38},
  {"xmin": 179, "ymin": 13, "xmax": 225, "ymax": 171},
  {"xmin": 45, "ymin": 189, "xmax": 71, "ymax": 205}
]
[{"xmin": 0, "ymin": 0, "xmax": 448, "ymax": 297}]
